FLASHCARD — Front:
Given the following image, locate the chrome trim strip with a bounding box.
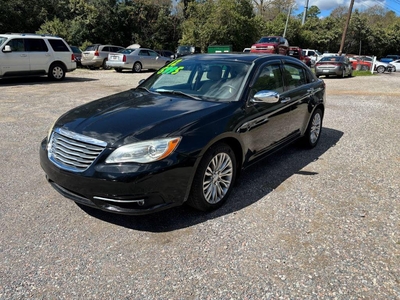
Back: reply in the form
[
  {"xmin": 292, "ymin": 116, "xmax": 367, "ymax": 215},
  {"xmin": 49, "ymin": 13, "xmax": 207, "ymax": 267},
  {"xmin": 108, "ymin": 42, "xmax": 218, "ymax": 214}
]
[{"xmin": 93, "ymin": 196, "xmax": 145, "ymax": 205}]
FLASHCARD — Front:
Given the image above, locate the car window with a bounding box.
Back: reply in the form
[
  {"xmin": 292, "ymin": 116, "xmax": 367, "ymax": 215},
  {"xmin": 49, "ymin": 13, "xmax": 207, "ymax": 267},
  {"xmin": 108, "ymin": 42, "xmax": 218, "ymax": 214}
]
[
  {"xmin": 252, "ymin": 64, "xmax": 283, "ymax": 95},
  {"xmin": 102, "ymin": 46, "xmax": 110, "ymax": 52},
  {"xmin": 26, "ymin": 38, "xmax": 48, "ymax": 52},
  {"xmin": 139, "ymin": 50, "xmax": 150, "ymax": 56},
  {"xmin": 6, "ymin": 38, "xmax": 25, "ymax": 51},
  {"xmin": 0, "ymin": 36, "xmax": 7, "ymax": 47},
  {"xmin": 149, "ymin": 50, "xmax": 158, "ymax": 57},
  {"xmin": 142, "ymin": 59, "xmax": 250, "ymax": 102},
  {"xmin": 283, "ymin": 64, "xmax": 307, "ymax": 90},
  {"xmin": 85, "ymin": 45, "xmax": 97, "ymax": 51},
  {"xmin": 48, "ymin": 39, "xmax": 69, "ymax": 52}
]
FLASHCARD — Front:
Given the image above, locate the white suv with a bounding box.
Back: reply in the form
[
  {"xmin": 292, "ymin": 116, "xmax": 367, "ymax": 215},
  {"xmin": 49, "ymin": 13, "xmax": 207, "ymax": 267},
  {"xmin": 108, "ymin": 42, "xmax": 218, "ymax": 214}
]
[
  {"xmin": 0, "ymin": 33, "xmax": 76, "ymax": 80},
  {"xmin": 302, "ymin": 49, "xmax": 322, "ymax": 66}
]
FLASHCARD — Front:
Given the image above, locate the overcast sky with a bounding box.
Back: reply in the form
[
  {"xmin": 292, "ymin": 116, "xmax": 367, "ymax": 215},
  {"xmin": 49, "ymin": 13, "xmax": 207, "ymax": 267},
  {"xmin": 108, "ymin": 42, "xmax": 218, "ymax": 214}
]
[{"xmin": 295, "ymin": 0, "xmax": 400, "ymax": 16}]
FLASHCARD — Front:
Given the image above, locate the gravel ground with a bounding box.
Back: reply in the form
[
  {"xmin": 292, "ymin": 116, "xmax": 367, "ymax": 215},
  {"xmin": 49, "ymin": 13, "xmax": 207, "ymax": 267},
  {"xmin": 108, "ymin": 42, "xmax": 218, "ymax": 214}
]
[{"xmin": 0, "ymin": 69, "xmax": 399, "ymax": 299}]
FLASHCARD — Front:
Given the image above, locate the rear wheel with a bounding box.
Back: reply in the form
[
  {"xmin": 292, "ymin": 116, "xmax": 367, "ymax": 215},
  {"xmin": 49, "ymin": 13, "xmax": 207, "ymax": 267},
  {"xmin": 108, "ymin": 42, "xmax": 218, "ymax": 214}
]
[
  {"xmin": 187, "ymin": 143, "xmax": 236, "ymax": 212},
  {"xmin": 303, "ymin": 108, "xmax": 323, "ymax": 148},
  {"xmin": 102, "ymin": 59, "xmax": 110, "ymax": 70},
  {"xmin": 48, "ymin": 63, "xmax": 65, "ymax": 81},
  {"xmin": 115, "ymin": 68, "xmax": 122, "ymax": 73},
  {"xmin": 133, "ymin": 62, "xmax": 142, "ymax": 73}
]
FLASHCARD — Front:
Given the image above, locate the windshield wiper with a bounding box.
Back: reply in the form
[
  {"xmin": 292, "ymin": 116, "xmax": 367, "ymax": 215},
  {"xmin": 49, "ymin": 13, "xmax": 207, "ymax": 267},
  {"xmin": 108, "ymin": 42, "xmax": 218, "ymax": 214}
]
[
  {"xmin": 135, "ymin": 86, "xmax": 160, "ymax": 94},
  {"xmin": 154, "ymin": 89, "xmax": 201, "ymax": 100}
]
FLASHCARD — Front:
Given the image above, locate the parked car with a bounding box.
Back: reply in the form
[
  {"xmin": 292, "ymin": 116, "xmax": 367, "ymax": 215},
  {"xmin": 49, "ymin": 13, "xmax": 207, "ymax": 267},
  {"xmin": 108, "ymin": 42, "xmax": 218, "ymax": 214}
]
[
  {"xmin": 250, "ymin": 36, "xmax": 289, "ymax": 55},
  {"xmin": 375, "ymin": 60, "xmax": 393, "ymax": 73},
  {"xmin": 81, "ymin": 44, "xmax": 124, "ymax": 69},
  {"xmin": 315, "ymin": 56, "xmax": 353, "ymax": 78},
  {"xmin": 175, "ymin": 45, "xmax": 201, "ymax": 58},
  {"xmin": 243, "ymin": 48, "xmax": 251, "ymax": 53},
  {"xmin": 156, "ymin": 49, "xmax": 175, "ymax": 59},
  {"xmin": 380, "ymin": 55, "xmax": 400, "ymax": 63},
  {"xmin": 40, "ymin": 53, "xmax": 326, "ymax": 215},
  {"xmin": 358, "ymin": 56, "xmax": 392, "ymax": 73},
  {"xmin": 0, "ymin": 33, "xmax": 76, "ymax": 80},
  {"xmin": 288, "ymin": 46, "xmax": 311, "ymax": 66},
  {"xmin": 348, "ymin": 57, "xmax": 371, "ymax": 71},
  {"xmin": 70, "ymin": 45, "xmax": 82, "ymax": 66},
  {"xmin": 106, "ymin": 47, "xmax": 170, "ymax": 73}
]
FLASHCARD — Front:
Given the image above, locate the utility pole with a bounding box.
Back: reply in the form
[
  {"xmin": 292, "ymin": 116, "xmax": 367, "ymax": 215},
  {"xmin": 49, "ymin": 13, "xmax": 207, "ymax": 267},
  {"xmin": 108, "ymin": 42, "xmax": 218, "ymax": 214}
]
[
  {"xmin": 338, "ymin": 0, "xmax": 355, "ymax": 55},
  {"xmin": 302, "ymin": 0, "xmax": 309, "ymax": 25},
  {"xmin": 283, "ymin": 6, "xmax": 292, "ymax": 38}
]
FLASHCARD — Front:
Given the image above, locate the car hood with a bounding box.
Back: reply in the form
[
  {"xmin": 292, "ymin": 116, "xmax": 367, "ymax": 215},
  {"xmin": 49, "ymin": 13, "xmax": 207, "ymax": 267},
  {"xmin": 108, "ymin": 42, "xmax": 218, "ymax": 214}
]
[
  {"xmin": 56, "ymin": 90, "xmax": 229, "ymax": 146},
  {"xmin": 252, "ymin": 42, "xmax": 278, "ymax": 46}
]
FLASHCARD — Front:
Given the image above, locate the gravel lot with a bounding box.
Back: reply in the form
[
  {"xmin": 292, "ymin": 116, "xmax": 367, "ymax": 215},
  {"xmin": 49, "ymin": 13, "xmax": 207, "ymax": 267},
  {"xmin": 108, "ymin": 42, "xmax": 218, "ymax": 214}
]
[{"xmin": 0, "ymin": 68, "xmax": 399, "ymax": 299}]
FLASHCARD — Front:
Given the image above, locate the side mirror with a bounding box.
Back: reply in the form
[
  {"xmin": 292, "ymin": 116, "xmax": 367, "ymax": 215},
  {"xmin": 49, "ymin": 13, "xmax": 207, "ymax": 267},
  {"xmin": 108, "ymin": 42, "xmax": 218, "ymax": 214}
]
[
  {"xmin": 3, "ymin": 45, "xmax": 12, "ymax": 52},
  {"xmin": 138, "ymin": 79, "xmax": 145, "ymax": 85},
  {"xmin": 251, "ymin": 90, "xmax": 279, "ymax": 104}
]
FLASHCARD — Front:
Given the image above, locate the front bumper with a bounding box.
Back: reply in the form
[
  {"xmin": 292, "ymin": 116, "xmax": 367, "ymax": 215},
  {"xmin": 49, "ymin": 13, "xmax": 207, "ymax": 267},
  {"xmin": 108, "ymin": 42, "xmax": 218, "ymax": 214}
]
[{"xmin": 40, "ymin": 139, "xmax": 197, "ymax": 215}]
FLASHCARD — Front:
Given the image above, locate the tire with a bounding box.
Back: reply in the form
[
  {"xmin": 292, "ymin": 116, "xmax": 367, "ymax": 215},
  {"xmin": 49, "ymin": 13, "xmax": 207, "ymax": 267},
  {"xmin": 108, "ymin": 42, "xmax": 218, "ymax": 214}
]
[
  {"xmin": 376, "ymin": 65, "xmax": 385, "ymax": 73},
  {"xmin": 133, "ymin": 62, "xmax": 142, "ymax": 73},
  {"xmin": 187, "ymin": 143, "xmax": 236, "ymax": 212},
  {"xmin": 303, "ymin": 108, "xmax": 323, "ymax": 148},
  {"xmin": 115, "ymin": 68, "xmax": 122, "ymax": 73},
  {"xmin": 361, "ymin": 65, "xmax": 368, "ymax": 71},
  {"xmin": 348, "ymin": 69, "xmax": 353, "ymax": 77},
  {"xmin": 48, "ymin": 63, "xmax": 66, "ymax": 81},
  {"xmin": 102, "ymin": 59, "xmax": 110, "ymax": 70},
  {"xmin": 339, "ymin": 69, "xmax": 345, "ymax": 78}
]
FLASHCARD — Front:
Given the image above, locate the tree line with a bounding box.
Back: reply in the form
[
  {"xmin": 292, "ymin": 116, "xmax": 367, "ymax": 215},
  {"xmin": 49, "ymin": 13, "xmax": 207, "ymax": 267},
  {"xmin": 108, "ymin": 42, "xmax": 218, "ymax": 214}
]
[{"xmin": 1, "ymin": 0, "xmax": 399, "ymax": 57}]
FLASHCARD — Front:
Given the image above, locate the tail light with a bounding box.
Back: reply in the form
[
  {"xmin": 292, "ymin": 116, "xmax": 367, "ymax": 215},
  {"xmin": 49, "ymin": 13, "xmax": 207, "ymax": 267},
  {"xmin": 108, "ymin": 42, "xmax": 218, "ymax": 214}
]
[
  {"xmin": 71, "ymin": 54, "xmax": 75, "ymax": 62},
  {"xmin": 94, "ymin": 50, "xmax": 99, "ymax": 56},
  {"xmin": 123, "ymin": 55, "xmax": 126, "ymax": 62}
]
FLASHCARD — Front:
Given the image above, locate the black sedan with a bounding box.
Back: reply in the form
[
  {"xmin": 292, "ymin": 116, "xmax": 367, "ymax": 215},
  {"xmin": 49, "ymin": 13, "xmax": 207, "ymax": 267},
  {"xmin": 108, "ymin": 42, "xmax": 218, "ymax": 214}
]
[{"xmin": 40, "ymin": 54, "xmax": 326, "ymax": 215}]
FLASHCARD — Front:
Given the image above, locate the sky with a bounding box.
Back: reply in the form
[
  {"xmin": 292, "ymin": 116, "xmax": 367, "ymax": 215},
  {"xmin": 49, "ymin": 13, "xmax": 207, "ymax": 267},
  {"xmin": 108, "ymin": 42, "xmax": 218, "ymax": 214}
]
[{"xmin": 294, "ymin": 0, "xmax": 400, "ymax": 17}]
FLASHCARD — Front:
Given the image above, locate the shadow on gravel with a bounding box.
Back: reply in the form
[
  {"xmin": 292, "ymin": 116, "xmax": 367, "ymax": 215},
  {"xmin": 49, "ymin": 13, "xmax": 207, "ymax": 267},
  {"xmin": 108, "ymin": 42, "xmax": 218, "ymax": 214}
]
[
  {"xmin": 78, "ymin": 127, "xmax": 344, "ymax": 232},
  {"xmin": 0, "ymin": 76, "xmax": 97, "ymax": 86}
]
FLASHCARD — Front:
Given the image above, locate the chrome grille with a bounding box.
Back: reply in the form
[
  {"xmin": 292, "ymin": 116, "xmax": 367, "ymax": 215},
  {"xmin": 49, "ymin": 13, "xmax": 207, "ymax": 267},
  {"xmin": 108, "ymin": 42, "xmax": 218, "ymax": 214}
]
[{"xmin": 48, "ymin": 128, "xmax": 107, "ymax": 172}]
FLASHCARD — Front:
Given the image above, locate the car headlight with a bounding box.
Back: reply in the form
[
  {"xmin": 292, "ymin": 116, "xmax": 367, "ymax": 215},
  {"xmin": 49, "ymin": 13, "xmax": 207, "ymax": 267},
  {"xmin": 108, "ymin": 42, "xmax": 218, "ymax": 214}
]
[
  {"xmin": 46, "ymin": 120, "xmax": 57, "ymax": 146},
  {"xmin": 105, "ymin": 137, "xmax": 181, "ymax": 164}
]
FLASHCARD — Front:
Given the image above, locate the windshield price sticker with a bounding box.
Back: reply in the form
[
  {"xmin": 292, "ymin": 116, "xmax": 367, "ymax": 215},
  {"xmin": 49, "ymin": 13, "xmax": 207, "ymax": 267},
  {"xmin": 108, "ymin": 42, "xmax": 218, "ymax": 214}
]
[{"xmin": 157, "ymin": 59, "xmax": 184, "ymax": 75}]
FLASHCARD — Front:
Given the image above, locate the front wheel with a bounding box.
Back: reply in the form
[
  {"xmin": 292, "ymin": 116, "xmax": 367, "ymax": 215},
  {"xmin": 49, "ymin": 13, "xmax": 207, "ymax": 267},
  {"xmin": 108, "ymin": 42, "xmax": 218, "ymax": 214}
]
[
  {"xmin": 48, "ymin": 63, "xmax": 66, "ymax": 81},
  {"xmin": 187, "ymin": 143, "xmax": 236, "ymax": 212},
  {"xmin": 376, "ymin": 65, "xmax": 385, "ymax": 73},
  {"xmin": 303, "ymin": 108, "xmax": 323, "ymax": 148}
]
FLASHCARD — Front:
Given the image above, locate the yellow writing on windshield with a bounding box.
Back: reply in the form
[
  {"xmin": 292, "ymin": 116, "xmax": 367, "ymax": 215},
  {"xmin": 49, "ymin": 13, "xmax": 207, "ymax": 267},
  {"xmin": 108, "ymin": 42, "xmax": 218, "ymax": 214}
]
[{"xmin": 157, "ymin": 59, "xmax": 184, "ymax": 75}]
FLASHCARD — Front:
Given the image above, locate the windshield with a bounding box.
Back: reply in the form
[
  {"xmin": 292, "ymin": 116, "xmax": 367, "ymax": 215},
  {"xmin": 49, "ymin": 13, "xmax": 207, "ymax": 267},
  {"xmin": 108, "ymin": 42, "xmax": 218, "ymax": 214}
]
[
  {"xmin": 258, "ymin": 37, "xmax": 277, "ymax": 43},
  {"xmin": 139, "ymin": 58, "xmax": 251, "ymax": 102},
  {"xmin": 0, "ymin": 36, "xmax": 7, "ymax": 47},
  {"xmin": 177, "ymin": 46, "xmax": 193, "ymax": 54}
]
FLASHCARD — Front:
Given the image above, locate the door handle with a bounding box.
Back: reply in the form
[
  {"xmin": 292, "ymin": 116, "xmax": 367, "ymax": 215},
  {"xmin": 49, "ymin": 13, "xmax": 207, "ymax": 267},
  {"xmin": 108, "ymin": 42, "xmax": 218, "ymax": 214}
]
[
  {"xmin": 280, "ymin": 97, "xmax": 291, "ymax": 103},
  {"xmin": 20, "ymin": 54, "xmax": 27, "ymax": 57}
]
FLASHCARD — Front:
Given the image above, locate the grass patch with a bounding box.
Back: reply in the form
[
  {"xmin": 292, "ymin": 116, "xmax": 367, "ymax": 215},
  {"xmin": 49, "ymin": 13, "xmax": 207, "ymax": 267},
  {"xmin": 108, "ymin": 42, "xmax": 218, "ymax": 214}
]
[{"xmin": 352, "ymin": 70, "xmax": 375, "ymax": 76}]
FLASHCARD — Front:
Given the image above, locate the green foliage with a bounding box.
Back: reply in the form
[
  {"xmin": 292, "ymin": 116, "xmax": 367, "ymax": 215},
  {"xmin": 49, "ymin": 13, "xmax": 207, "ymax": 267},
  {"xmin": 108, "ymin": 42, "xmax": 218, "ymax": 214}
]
[{"xmin": 1, "ymin": 0, "xmax": 400, "ymax": 57}]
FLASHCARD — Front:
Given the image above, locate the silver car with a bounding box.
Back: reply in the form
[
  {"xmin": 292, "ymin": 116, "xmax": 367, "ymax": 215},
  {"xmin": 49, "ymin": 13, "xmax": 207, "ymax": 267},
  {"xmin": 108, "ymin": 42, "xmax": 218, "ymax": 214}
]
[
  {"xmin": 315, "ymin": 56, "xmax": 353, "ymax": 78},
  {"xmin": 106, "ymin": 47, "xmax": 171, "ymax": 73},
  {"xmin": 81, "ymin": 44, "xmax": 124, "ymax": 69}
]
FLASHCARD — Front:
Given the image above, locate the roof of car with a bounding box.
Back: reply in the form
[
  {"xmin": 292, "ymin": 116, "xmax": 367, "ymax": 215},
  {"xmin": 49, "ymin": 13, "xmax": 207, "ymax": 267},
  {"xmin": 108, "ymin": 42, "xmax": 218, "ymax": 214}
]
[
  {"xmin": 180, "ymin": 53, "xmax": 301, "ymax": 64},
  {"xmin": 1, "ymin": 33, "xmax": 64, "ymax": 39}
]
